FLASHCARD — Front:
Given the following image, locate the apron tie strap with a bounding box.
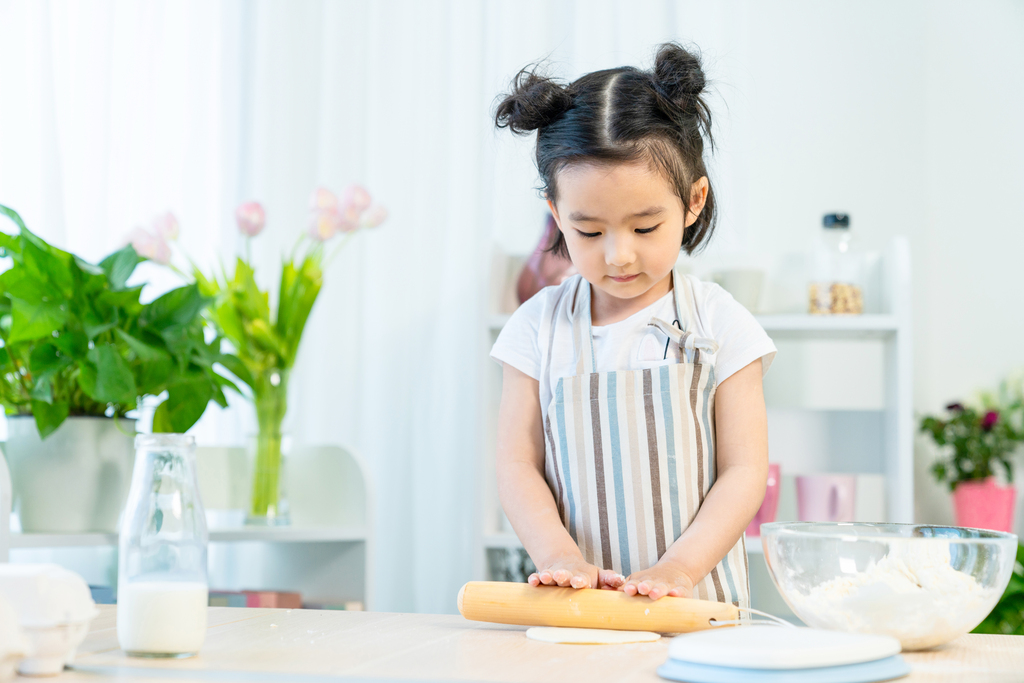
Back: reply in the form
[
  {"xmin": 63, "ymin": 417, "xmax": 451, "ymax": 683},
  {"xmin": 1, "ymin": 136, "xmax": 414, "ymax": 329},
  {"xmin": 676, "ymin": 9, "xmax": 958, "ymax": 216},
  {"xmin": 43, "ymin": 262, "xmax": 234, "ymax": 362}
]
[{"xmin": 648, "ymin": 317, "xmax": 719, "ymax": 358}]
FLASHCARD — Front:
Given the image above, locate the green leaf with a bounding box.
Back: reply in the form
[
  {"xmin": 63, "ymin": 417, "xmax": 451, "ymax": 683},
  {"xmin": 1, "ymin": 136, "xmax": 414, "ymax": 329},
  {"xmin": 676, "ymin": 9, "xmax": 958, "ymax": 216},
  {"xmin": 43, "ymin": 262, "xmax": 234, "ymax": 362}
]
[
  {"xmin": 275, "ymin": 254, "xmax": 323, "ymax": 366},
  {"xmin": 99, "ymin": 246, "xmax": 140, "ymax": 291},
  {"xmin": 51, "ymin": 330, "xmax": 89, "ymax": 360},
  {"xmin": 29, "ymin": 376, "xmax": 52, "ymax": 403},
  {"xmin": 115, "ymin": 329, "xmax": 172, "ymax": 392},
  {"xmin": 139, "ymin": 284, "xmax": 206, "ymax": 330},
  {"xmin": 74, "ymin": 256, "xmax": 106, "ymax": 278},
  {"xmin": 80, "ymin": 344, "xmax": 137, "ymax": 404},
  {"xmin": 29, "ymin": 342, "xmax": 71, "ymax": 378},
  {"xmin": 96, "ymin": 286, "xmax": 144, "ymax": 311},
  {"xmin": 0, "ymin": 268, "xmax": 53, "ymax": 302},
  {"xmin": 0, "ymin": 204, "xmax": 28, "ymax": 234},
  {"xmin": 82, "ymin": 299, "xmax": 121, "ymax": 338},
  {"xmin": 7, "ymin": 297, "xmax": 67, "ymax": 343},
  {"xmin": 216, "ymin": 353, "xmax": 254, "ymax": 390},
  {"xmin": 31, "ymin": 399, "xmax": 69, "ymax": 439},
  {"xmin": 21, "ymin": 235, "xmax": 74, "ymax": 298},
  {"xmin": 151, "ymin": 372, "xmax": 214, "ymax": 433}
]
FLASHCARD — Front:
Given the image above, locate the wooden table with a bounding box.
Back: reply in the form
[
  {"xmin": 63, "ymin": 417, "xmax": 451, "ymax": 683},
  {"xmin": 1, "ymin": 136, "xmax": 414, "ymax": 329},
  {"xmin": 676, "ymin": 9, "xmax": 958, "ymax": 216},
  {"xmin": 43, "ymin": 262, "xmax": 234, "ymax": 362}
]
[{"xmin": 52, "ymin": 606, "xmax": 1024, "ymax": 682}]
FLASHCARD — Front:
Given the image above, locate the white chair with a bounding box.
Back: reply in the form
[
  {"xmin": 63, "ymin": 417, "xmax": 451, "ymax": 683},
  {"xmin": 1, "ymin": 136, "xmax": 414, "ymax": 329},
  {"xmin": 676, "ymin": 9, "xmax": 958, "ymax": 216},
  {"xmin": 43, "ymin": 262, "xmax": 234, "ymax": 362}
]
[{"xmin": 196, "ymin": 444, "xmax": 373, "ymax": 609}]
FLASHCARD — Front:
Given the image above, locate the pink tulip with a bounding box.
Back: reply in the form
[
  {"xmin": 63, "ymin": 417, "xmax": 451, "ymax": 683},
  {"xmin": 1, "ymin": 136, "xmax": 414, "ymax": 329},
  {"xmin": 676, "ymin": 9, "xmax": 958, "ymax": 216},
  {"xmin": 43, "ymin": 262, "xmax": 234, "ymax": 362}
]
[
  {"xmin": 236, "ymin": 201, "xmax": 266, "ymax": 237},
  {"xmin": 360, "ymin": 205, "xmax": 388, "ymax": 229},
  {"xmin": 126, "ymin": 227, "xmax": 171, "ymax": 265},
  {"xmin": 309, "ymin": 187, "xmax": 339, "ymax": 212},
  {"xmin": 152, "ymin": 211, "xmax": 180, "ymax": 241},
  {"xmin": 308, "ymin": 208, "xmax": 343, "ymax": 241},
  {"xmin": 341, "ymin": 184, "xmax": 372, "ymax": 212}
]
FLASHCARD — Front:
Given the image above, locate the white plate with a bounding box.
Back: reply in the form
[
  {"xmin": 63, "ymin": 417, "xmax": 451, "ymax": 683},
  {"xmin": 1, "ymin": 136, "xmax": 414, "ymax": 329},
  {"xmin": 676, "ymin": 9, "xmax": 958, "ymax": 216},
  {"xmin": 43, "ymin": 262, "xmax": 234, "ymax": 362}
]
[{"xmin": 668, "ymin": 626, "xmax": 901, "ymax": 670}]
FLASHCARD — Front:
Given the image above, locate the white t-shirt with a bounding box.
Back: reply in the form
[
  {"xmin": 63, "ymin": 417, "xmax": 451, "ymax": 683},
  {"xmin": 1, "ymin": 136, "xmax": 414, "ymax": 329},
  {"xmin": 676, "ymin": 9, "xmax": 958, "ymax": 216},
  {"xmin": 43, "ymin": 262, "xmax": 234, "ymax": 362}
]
[{"xmin": 491, "ymin": 274, "xmax": 777, "ymax": 414}]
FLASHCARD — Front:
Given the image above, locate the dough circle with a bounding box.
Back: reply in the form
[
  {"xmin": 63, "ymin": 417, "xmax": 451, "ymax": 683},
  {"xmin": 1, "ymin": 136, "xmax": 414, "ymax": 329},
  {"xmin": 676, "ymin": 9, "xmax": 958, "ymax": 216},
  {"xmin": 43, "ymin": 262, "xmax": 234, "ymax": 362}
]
[{"xmin": 526, "ymin": 627, "xmax": 661, "ymax": 644}]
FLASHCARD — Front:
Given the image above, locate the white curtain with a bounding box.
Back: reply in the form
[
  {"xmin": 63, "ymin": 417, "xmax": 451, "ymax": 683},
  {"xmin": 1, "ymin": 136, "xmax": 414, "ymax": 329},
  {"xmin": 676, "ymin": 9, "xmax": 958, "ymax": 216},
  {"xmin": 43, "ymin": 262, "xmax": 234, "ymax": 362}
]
[{"xmin": 0, "ymin": 0, "xmax": 746, "ymax": 614}]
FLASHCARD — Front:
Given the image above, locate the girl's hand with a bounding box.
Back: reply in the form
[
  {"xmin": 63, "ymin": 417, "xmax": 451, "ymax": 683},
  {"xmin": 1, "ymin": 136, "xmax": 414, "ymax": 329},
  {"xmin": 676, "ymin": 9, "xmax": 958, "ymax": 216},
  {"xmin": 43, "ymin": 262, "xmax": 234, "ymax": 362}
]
[
  {"xmin": 622, "ymin": 559, "xmax": 695, "ymax": 600},
  {"xmin": 528, "ymin": 554, "xmax": 625, "ymax": 590}
]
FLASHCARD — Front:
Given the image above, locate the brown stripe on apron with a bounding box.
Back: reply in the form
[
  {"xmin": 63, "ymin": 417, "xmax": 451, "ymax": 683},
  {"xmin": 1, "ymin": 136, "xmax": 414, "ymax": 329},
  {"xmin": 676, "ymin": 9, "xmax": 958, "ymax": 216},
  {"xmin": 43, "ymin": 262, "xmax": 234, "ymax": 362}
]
[
  {"xmin": 642, "ymin": 368, "xmax": 667, "ymax": 558},
  {"xmin": 623, "ymin": 370, "xmax": 649, "ymax": 569},
  {"xmin": 690, "ymin": 359, "xmax": 706, "ymax": 506},
  {"xmin": 590, "ymin": 373, "xmax": 613, "ymax": 571}
]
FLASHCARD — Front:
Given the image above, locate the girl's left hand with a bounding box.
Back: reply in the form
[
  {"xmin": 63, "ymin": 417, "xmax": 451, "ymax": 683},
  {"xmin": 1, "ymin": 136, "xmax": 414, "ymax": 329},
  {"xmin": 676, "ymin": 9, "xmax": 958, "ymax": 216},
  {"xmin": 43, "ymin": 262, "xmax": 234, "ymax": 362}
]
[{"xmin": 622, "ymin": 559, "xmax": 695, "ymax": 600}]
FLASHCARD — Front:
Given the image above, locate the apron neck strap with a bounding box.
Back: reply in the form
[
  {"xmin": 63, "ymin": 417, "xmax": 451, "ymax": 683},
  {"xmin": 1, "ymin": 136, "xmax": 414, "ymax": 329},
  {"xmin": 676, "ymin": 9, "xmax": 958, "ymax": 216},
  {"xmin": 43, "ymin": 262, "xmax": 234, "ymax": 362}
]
[
  {"xmin": 571, "ymin": 275, "xmax": 598, "ymax": 375},
  {"xmin": 570, "ymin": 264, "xmax": 699, "ymax": 375}
]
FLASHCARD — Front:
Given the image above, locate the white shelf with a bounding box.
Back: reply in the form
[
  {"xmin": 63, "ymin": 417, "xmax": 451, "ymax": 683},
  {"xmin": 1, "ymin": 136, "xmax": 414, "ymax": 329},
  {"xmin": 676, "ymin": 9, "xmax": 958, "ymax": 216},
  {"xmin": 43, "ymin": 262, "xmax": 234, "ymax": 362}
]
[
  {"xmin": 755, "ymin": 314, "xmax": 899, "ymax": 337},
  {"xmin": 490, "ymin": 313, "xmax": 899, "ymax": 337},
  {"xmin": 9, "ymin": 527, "xmax": 368, "ymax": 549}
]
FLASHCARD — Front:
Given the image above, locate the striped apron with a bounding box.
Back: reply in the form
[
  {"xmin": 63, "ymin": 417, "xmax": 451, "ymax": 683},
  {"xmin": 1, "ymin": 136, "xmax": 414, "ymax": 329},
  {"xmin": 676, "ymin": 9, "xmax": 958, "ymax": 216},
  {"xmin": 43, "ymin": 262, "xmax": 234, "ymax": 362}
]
[{"xmin": 542, "ymin": 266, "xmax": 749, "ymax": 608}]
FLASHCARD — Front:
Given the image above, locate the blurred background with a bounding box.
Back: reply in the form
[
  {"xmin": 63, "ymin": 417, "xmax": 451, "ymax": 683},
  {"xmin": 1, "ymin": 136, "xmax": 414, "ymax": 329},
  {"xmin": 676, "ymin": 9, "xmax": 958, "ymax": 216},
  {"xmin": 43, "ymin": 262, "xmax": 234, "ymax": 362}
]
[{"xmin": 0, "ymin": 0, "xmax": 1022, "ymax": 616}]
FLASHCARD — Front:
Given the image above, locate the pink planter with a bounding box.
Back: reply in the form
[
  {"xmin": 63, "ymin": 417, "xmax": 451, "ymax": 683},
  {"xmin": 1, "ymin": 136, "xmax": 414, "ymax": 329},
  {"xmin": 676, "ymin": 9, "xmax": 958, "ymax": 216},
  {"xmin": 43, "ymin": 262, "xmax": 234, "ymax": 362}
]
[
  {"xmin": 746, "ymin": 463, "xmax": 781, "ymax": 537},
  {"xmin": 952, "ymin": 478, "xmax": 1017, "ymax": 532}
]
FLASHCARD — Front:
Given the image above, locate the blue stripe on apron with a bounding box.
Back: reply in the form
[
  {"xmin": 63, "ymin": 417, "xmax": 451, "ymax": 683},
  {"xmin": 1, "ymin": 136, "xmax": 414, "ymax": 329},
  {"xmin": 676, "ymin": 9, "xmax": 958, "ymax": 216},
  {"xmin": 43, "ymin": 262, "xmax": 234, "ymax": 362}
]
[
  {"xmin": 554, "ymin": 381, "xmax": 577, "ymax": 542},
  {"xmin": 606, "ymin": 373, "xmax": 631, "ymax": 576},
  {"xmin": 659, "ymin": 365, "xmax": 682, "ymax": 540}
]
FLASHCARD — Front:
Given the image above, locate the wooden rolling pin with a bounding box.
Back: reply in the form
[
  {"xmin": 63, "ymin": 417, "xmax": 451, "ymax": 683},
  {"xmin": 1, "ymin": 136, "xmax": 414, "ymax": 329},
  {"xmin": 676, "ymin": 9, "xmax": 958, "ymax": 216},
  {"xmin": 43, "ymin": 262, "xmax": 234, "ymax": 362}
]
[{"xmin": 457, "ymin": 581, "xmax": 737, "ymax": 633}]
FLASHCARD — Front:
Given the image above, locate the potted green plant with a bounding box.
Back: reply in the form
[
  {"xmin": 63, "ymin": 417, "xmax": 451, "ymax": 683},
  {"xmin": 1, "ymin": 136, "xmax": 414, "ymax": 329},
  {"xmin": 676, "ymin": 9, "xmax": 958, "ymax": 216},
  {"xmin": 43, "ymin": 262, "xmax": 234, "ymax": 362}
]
[
  {"xmin": 921, "ymin": 393, "xmax": 1021, "ymax": 532},
  {"xmin": 0, "ymin": 205, "xmax": 239, "ymax": 532},
  {"xmin": 157, "ymin": 186, "xmax": 385, "ymax": 525}
]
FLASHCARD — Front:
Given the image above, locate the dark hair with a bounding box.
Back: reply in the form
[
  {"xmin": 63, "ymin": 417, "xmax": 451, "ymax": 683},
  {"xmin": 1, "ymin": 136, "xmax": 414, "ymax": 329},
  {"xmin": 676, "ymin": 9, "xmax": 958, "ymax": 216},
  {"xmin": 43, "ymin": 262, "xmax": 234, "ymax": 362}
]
[{"xmin": 495, "ymin": 43, "xmax": 716, "ymax": 257}]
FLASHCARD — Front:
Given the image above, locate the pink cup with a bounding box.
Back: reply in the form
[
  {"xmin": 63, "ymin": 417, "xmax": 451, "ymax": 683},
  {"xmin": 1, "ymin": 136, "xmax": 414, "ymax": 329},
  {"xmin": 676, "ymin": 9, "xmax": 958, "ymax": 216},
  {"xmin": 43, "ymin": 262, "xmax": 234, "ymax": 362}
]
[
  {"xmin": 797, "ymin": 475, "xmax": 857, "ymax": 523},
  {"xmin": 745, "ymin": 463, "xmax": 781, "ymax": 537}
]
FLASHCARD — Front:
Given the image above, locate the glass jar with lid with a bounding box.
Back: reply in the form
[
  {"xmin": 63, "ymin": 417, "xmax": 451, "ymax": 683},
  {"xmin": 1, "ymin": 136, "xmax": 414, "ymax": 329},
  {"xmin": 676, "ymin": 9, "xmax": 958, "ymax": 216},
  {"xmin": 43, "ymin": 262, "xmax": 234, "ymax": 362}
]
[
  {"xmin": 117, "ymin": 434, "xmax": 208, "ymax": 658},
  {"xmin": 809, "ymin": 213, "xmax": 864, "ymax": 315}
]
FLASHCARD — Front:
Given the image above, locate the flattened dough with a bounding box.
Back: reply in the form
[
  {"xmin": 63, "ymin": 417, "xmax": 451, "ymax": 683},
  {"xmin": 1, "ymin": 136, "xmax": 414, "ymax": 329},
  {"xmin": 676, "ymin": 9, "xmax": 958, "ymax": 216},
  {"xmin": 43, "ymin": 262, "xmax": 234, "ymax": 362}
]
[{"xmin": 526, "ymin": 627, "xmax": 661, "ymax": 644}]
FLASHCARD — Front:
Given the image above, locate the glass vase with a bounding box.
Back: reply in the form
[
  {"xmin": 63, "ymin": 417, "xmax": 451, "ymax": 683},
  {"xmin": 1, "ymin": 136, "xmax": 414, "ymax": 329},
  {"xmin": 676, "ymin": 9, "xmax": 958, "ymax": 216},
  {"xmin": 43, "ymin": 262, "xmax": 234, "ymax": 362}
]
[
  {"xmin": 245, "ymin": 432, "xmax": 291, "ymax": 526},
  {"xmin": 246, "ymin": 368, "xmax": 291, "ymax": 526}
]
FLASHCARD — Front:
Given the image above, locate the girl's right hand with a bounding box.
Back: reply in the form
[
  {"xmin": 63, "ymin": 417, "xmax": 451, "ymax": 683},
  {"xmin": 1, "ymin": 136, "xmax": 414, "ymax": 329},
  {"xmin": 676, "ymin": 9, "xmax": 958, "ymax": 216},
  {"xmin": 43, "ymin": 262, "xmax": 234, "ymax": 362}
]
[{"xmin": 528, "ymin": 554, "xmax": 625, "ymax": 590}]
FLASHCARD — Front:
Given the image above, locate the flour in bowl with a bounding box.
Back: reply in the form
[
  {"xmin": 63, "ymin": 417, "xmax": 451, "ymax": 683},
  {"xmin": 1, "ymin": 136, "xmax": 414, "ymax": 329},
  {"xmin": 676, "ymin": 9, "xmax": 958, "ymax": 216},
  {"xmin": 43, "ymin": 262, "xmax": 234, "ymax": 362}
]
[{"xmin": 787, "ymin": 539, "xmax": 1001, "ymax": 650}]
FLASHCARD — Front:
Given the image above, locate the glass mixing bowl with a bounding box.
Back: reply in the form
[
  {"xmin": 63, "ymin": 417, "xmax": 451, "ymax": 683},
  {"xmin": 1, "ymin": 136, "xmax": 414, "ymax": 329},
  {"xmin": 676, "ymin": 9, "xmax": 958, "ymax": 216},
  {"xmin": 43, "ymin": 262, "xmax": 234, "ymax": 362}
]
[{"xmin": 761, "ymin": 522, "xmax": 1018, "ymax": 650}]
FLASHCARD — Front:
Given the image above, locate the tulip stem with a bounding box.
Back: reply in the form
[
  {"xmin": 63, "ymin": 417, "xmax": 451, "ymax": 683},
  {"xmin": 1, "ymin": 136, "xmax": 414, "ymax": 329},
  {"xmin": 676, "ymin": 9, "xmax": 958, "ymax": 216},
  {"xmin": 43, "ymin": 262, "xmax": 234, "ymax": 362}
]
[{"xmin": 324, "ymin": 233, "xmax": 355, "ymax": 268}]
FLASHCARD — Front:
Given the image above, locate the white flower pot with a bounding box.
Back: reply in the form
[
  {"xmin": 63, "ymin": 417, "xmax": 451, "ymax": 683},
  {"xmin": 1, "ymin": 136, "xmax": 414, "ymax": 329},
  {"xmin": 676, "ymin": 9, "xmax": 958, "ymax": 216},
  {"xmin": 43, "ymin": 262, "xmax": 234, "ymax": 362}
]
[{"xmin": 3, "ymin": 417, "xmax": 136, "ymax": 533}]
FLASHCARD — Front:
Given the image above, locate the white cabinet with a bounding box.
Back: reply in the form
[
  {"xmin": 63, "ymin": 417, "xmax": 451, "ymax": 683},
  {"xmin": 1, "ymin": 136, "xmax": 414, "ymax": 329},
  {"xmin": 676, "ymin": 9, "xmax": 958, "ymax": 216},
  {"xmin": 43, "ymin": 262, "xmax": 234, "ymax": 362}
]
[{"xmin": 476, "ymin": 237, "xmax": 913, "ymax": 616}]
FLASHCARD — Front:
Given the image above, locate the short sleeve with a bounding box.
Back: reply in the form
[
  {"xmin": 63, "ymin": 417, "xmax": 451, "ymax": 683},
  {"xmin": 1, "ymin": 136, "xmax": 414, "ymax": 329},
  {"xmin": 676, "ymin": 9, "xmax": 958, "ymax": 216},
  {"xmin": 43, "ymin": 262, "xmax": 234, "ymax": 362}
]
[
  {"xmin": 694, "ymin": 280, "xmax": 777, "ymax": 385},
  {"xmin": 490, "ymin": 290, "xmax": 547, "ymax": 380}
]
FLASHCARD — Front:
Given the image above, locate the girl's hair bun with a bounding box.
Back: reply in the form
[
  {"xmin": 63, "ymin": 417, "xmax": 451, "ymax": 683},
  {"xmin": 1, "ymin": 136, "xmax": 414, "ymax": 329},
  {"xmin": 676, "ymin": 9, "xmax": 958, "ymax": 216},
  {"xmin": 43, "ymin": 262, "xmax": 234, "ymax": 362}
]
[
  {"xmin": 495, "ymin": 67, "xmax": 572, "ymax": 134},
  {"xmin": 651, "ymin": 43, "xmax": 712, "ymax": 144},
  {"xmin": 652, "ymin": 43, "xmax": 707, "ymax": 99}
]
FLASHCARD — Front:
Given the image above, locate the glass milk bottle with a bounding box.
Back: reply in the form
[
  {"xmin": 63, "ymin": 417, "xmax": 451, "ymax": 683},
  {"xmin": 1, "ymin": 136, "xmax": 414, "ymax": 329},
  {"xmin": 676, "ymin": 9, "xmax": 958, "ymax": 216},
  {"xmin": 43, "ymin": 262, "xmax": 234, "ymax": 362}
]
[{"xmin": 118, "ymin": 434, "xmax": 208, "ymax": 658}]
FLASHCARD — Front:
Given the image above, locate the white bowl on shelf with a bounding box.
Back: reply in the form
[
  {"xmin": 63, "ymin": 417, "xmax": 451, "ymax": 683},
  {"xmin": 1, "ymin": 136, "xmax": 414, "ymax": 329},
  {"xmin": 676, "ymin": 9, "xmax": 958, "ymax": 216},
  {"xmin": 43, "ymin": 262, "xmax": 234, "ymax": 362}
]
[{"xmin": 0, "ymin": 564, "xmax": 99, "ymax": 676}]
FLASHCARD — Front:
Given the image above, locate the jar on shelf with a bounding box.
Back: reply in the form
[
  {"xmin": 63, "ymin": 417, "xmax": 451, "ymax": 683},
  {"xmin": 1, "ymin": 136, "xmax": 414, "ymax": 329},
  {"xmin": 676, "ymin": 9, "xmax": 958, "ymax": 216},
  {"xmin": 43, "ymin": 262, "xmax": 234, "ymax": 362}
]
[
  {"xmin": 117, "ymin": 434, "xmax": 208, "ymax": 658},
  {"xmin": 809, "ymin": 213, "xmax": 864, "ymax": 315}
]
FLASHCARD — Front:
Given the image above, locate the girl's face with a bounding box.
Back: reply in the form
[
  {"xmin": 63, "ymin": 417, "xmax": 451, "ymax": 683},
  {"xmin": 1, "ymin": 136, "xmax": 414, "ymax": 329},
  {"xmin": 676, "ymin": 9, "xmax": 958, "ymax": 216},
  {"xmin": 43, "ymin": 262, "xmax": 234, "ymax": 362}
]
[{"xmin": 548, "ymin": 161, "xmax": 708, "ymax": 306}]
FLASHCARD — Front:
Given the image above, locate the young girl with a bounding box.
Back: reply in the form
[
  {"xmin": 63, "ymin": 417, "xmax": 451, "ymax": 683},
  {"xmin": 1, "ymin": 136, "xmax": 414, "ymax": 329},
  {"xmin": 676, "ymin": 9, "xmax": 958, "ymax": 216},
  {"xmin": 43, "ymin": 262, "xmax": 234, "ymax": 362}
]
[{"xmin": 490, "ymin": 44, "xmax": 776, "ymax": 608}]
